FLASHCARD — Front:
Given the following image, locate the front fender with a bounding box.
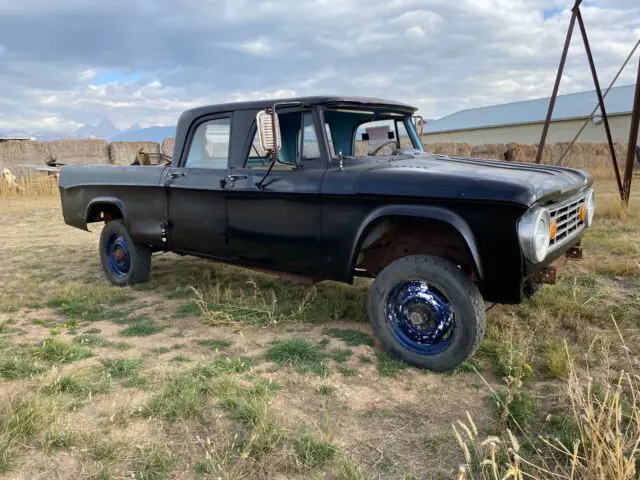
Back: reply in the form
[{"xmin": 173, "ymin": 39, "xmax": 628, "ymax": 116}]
[{"xmin": 347, "ymin": 204, "xmax": 484, "ymax": 283}]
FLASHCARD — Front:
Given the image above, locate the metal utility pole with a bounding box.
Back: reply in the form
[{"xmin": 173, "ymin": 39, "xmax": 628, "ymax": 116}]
[
  {"xmin": 535, "ymin": 0, "xmax": 579, "ymax": 165},
  {"xmin": 534, "ymin": 0, "xmax": 640, "ymax": 203},
  {"xmin": 622, "ymin": 58, "xmax": 640, "ymax": 205}
]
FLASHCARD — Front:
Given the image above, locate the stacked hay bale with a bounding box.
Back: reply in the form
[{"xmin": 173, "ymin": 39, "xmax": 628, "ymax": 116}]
[
  {"xmin": 506, "ymin": 143, "xmax": 539, "ymax": 162},
  {"xmin": 353, "ymin": 140, "xmax": 368, "ymax": 156},
  {"xmin": 0, "ymin": 139, "xmax": 109, "ymax": 176},
  {"xmin": 0, "ymin": 141, "xmax": 51, "ymax": 175},
  {"xmin": 108, "ymin": 142, "xmax": 161, "ymax": 165},
  {"xmin": 426, "ymin": 142, "xmax": 472, "ymax": 157},
  {"xmin": 48, "ymin": 139, "xmax": 109, "ymax": 165},
  {"xmin": 503, "ymin": 142, "xmax": 628, "ymax": 170},
  {"xmin": 470, "ymin": 144, "xmax": 508, "ymax": 160},
  {"xmin": 162, "ymin": 138, "xmax": 175, "ymax": 158}
]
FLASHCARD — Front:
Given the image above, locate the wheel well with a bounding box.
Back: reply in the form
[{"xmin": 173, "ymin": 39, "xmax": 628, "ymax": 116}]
[
  {"xmin": 86, "ymin": 203, "xmax": 123, "ymax": 224},
  {"xmin": 355, "ymin": 217, "xmax": 477, "ymax": 278}
]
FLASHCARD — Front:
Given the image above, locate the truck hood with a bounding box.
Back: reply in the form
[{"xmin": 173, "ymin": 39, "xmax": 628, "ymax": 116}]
[{"xmin": 351, "ymin": 151, "xmax": 593, "ymax": 206}]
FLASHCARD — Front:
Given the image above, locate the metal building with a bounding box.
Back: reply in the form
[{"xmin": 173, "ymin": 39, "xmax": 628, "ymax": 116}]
[{"xmin": 422, "ymin": 84, "xmax": 636, "ymax": 146}]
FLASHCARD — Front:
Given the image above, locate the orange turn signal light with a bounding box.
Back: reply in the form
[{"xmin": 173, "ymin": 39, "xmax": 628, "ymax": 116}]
[
  {"xmin": 550, "ymin": 219, "xmax": 557, "ymax": 241},
  {"xmin": 579, "ymin": 204, "xmax": 587, "ymax": 222}
]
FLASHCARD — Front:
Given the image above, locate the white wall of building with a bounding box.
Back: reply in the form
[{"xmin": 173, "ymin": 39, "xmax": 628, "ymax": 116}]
[{"xmin": 422, "ymin": 114, "xmax": 632, "ymax": 146}]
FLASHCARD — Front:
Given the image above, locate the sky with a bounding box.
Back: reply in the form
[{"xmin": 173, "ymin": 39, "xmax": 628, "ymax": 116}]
[{"xmin": 0, "ymin": 0, "xmax": 638, "ymax": 132}]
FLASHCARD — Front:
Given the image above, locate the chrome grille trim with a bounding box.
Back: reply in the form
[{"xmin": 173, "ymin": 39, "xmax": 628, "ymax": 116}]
[{"xmin": 548, "ymin": 191, "xmax": 587, "ymax": 251}]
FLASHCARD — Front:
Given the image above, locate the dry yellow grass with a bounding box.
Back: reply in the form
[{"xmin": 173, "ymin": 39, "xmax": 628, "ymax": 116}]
[
  {"xmin": 456, "ymin": 332, "xmax": 640, "ymax": 480},
  {"xmin": 0, "ymin": 179, "xmax": 638, "ymax": 478},
  {"xmin": 0, "ymin": 174, "xmax": 58, "ymax": 197}
]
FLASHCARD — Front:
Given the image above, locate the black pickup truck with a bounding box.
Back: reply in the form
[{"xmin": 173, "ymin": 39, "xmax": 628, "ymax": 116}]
[{"xmin": 59, "ymin": 96, "xmax": 595, "ymax": 371}]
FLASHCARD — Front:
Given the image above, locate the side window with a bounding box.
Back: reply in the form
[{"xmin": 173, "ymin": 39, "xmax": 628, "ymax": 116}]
[
  {"xmin": 301, "ymin": 113, "xmax": 320, "ymax": 160},
  {"xmin": 245, "ymin": 111, "xmax": 322, "ymax": 169},
  {"xmin": 185, "ymin": 118, "xmax": 231, "ymax": 169},
  {"xmin": 246, "ymin": 130, "xmax": 270, "ymax": 169},
  {"xmin": 325, "ymin": 123, "xmax": 335, "ymax": 157},
  {"xmin": 396, "ymin": 120, "xmax": 414, "ymax": 149}
]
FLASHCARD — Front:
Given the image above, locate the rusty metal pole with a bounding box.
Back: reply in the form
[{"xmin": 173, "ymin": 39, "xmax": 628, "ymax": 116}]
[
  {"xmin": 622, "ymin": 58, "xmax": 640, "ymax": 204},
  {"xmin": 575, "ymin": 8, "xmax": 624, "ymax": 198},
  {"xmin": 536, "ymin": 0, "xmax": 581, "ymax": 164}
]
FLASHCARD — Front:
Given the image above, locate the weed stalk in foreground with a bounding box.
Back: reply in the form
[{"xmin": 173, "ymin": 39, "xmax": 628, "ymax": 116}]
[{"xmin": 456, "ymin": 331, "xmax": 640, "ymax": 479}]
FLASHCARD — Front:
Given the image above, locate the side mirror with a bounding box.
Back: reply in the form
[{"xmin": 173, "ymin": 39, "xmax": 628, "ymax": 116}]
[{"xmin": 256, "ymin": 109, "xmax": 282, "ymax": 153}]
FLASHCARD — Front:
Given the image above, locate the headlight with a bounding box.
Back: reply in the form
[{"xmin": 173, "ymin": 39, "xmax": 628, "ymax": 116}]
[
  {"xmin": 584, "ymin": 189, "xmax": 595, "ymax": 227},
  {"xmin": 518, "ymin": 207, "xmax": 551, "ymax": 263}
]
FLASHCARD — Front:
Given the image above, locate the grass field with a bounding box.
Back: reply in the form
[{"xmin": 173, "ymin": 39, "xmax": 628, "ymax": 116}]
[{"xmin": 0, "ymin": 179, "xmax": 639, "ymax": 479}]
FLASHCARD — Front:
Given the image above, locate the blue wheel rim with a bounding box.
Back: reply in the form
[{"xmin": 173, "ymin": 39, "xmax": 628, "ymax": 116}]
[
  {"xmin": 105, "ymin": 234, "xmax": 130, "ymax": 278},
  {"xmin": 385, "ymin": 280, "xmax": 455, "ymax": 356}
]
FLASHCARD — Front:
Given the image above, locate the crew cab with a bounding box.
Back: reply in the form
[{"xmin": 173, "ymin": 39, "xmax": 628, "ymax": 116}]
[{"xmin": 59, "ymin": 96, "xmax": 595, "ymax": 371}]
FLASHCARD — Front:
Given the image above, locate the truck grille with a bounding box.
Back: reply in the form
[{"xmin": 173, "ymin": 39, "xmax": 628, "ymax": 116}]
[{"xmin": 548, "ymin": 192, "xmax": 587, "ymax": 250}]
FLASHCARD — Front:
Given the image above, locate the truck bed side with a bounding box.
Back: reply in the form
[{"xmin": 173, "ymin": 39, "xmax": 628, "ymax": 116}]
[{"xmin": 59, "ymin": 165, "xmax": 168, "ymax": 248}]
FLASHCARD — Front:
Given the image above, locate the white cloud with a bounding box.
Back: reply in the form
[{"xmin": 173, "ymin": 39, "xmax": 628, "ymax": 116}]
[
  {"xmin": 78, "ymin": 69, "xmax": 96, "ymax": 81},
  {"xmin": 226, "ymin": 90, "xmax": 298, "ymax": 103},
  {"xmin": 235, "ymin": 37, "xmax": 275, "ymax": 57},
  {"xmin": 0, "ymin": 0, "xmax": 637, "ymax": 131}
]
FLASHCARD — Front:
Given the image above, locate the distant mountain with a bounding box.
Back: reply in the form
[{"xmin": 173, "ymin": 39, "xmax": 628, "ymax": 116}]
[
  {"xmin": 0, "ymin": 128, "xmax": 73, "ymax": 140},
  {"xmin": 2, "ymin": 119, "xmax": 175, "ymax": 143},
  {"xmin": 111, "ymin": 126, "xmax": 176, "ymax": 143},
  {"xmin": 75, "ymin": 118, "xmax": 120, "ymax": 140},
  {"xmin": 32, "ymin": 131, "xmax": 70, "ymax": 141},
  {"xmin": 0, "ymin": 129, "xmax": 34, "ymax": 139}
]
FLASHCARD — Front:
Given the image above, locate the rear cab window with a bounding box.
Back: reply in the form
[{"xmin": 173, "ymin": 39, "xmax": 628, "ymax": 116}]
[{"xmin": 185, "ymin": 118, "xmax": 231, "ymax": 169}]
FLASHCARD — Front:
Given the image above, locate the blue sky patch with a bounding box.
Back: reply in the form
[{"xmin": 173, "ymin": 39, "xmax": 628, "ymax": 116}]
[
  {"xmin": 94, "ymin": 69, "xmax": 143, "ymax": 85},
  {"xmin": 543, "ymin": 6, "xmax": 563, "ymax": 19}
]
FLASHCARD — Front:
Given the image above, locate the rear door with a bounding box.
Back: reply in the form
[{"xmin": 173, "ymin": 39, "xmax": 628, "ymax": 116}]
[{"xmin": 165, "ymin": 115, "xmax": 230, "ymax": 257}]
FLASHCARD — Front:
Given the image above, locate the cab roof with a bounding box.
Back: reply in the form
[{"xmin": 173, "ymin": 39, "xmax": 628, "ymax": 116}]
[
  {"xmin": 179, "ymin": 96, "xmax": 417, "ymax": 120},
  {"xmin": 172, "ymin": 96, "xmax": 417, "ymax": 167}
]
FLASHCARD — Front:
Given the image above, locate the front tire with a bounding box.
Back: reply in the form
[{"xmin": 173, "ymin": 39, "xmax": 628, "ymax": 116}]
[
  {"xmin": 367, "ymin": 255, "xmax": 485, "ymax": 371},
  {"xmin": 99, "ymin": 220, "xmax": 151, "ymax": 286}
]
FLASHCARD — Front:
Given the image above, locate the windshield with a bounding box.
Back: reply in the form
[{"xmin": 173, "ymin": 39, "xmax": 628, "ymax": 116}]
[{"xmin": 324, "ymin": 108, "xmax": 424, "ymax": 158}]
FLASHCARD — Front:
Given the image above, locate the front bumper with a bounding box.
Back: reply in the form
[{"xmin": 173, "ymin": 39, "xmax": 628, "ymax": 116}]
[{"xmin": 533, "ymin": 244, "xmax": 583, "ymax": 284}]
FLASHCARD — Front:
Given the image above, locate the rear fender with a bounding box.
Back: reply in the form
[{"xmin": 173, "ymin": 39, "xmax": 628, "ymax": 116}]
[{"xmin": 85, "ymin": 197, "xmax": 126, "ymax": 228}]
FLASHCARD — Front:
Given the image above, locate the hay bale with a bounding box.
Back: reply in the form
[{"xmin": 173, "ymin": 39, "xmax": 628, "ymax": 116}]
[
  {"xmin": 426, "ymin": 142, "xmax": 455, "ymax": 156},
  {"xmin": 47, "ymin": 139, "xmax": 109, "ymax": 165},
  {"xmin": 455, "ymin": 143, "xmax": 473, "ymax": 157},
  {"xmin": 470, "ymin": 144, "xmax": 508, "ymax": 160},
  {"xmin": 504, "ymin": 143, "xmax": 556, "ymax": 164},
  {"xmin": 0, "ymin": 139, "xmax": 109, "ymax": 176},
  {"xmin": 353, "ymin": 140, "xmax": 368, "ymax": 156},
  {"xmin": 0, "ymin": 141, "xmax": 53, "ymax": 176},
  {"xmin": 506, "ymin": 143, "xmax": 538, "ymax": 163},
  {"xmin": 162, "ymin": 138, "xmax": 175, "ymax": 158},
  {"xmin": 108, "ymin": 142, "xmax": 161, "ymax": 165},
  {"xmin": 426, "ymin": 142, "xmax": 472, "ymax": 157}
]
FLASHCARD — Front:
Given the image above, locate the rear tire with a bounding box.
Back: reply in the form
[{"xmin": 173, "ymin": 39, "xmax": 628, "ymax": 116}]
[
  {"xmin": 99, "ymin": 220, "xmax": 151, "ymax": 286},
  {"xmin": 367, "ymin": 255, "xmax": 485, "ymax": 371}
]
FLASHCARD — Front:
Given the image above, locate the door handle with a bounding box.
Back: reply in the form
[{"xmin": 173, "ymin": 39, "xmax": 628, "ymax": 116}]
[
  {"xmin": 227, "ymin": 174, "xmax": 248, "ymax": 182},
  {"xmin": 168, "ymin": 172, "xmax": 185, "ymax": 180}
]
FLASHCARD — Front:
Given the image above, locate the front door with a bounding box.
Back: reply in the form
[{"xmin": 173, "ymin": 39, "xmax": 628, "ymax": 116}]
[
  {"xmin": 224, "ymin": 110, "xmax": 325, "ymax": 277},
  {"xmin": 165, "ymin": 115, "xmax": 230, "ymax": 258}
]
